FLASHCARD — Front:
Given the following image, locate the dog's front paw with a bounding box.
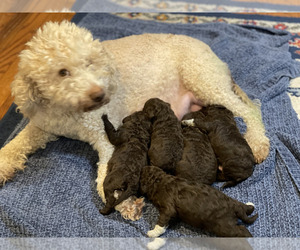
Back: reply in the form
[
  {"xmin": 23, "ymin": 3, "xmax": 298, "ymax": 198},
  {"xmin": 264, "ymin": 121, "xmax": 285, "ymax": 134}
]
[
  {"xmin": 96, "ymin": 163, "xmax": 108, "ymax": 203},
  {"xmin": 115, "ymin": 196, "xmax": 145, "ymax": 221},
  {"xmin": 0, "ymin": 150, "xmax": 26, "ymax": 185},
  {"xmin": 147, "ymin": 225, "xmax": 166, "ymax": 238},
  {"xmin": 244, "ymin": 132, "xmax": 270, "ymax": 163}
]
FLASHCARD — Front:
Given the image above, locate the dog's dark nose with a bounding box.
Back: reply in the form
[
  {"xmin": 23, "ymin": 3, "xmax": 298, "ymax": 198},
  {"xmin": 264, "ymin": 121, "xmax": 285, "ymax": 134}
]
[
  {"xmin": 90, "ymin": 91, "xmax": 105, "ymax": 102},
  {"xmin": 89, "ymin": 86, "xmax": 105, "ymax": 102}
]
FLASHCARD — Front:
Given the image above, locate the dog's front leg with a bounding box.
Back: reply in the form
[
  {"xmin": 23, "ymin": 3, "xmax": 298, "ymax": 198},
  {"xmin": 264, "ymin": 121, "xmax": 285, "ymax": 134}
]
[
  {"xmin": 147, "ymin": 209, "xmax": 174, "ymax": 238},
  {"xmin": 0, "ymin": 122, "xmax": 57, "ymax": 185},
  {"xmin": 95, "ymin": 141, "xmax": 114, "ymax": 204}
]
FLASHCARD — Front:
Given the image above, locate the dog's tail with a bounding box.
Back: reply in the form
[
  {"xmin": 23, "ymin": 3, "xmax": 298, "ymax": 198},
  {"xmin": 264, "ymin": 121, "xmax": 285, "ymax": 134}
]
[
  {"xmin": 232, "ymin": 82, "xmax": 262, "ymax": 120},
  {"xmin": 236, "ymin": 202, "xmax": 258, "ymax": 224}
]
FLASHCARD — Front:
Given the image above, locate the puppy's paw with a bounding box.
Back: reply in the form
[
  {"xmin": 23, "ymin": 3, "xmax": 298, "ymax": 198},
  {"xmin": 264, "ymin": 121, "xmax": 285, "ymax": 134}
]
[
  {"xmin": 147, "ymin": 225, "xmax": 166, "ymax": 238},
  {"xmin": 181, "ymin": 119, "xmax": 195, "ymax": 127},
  {"xmin": 246, "ymin": 202, "xmax": 255, "ymax": 207},
  {"xmin": 147, "ymin": 238, "xmax": 166, "ymax": 250}
]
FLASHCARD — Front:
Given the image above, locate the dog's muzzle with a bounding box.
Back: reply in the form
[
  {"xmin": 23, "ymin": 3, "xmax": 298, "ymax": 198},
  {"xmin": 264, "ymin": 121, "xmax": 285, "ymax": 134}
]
[{"xmin": 83, "ymin": 85, "xmax": 110, "ymax": 112}]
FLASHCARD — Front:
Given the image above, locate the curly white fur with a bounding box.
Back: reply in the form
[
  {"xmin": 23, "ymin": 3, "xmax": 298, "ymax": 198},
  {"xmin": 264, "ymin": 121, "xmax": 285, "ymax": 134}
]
[{"xmin": 0, "ymin": 21, "xmax": 270, "ymax": 219}]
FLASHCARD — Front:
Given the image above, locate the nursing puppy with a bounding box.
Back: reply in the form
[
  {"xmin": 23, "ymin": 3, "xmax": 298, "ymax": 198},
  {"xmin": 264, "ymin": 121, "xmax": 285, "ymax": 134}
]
[
  {"xmin": 143, "ymin": 98, "xmax": 184, "ymax": 174},
  {"xmin": 176, "ymin": 111, "xmax": 218, "ymax": 185},
  {"xmin": 193, "ymin": 105, "xmax": 255, "ymax": 189},
  {"xmin": 140, "ymin": 165, "xmax": 258, "ymax": 237},
  {"xmin": 100, "ymin": 112, "xmax": 151, "ymax": 215}
]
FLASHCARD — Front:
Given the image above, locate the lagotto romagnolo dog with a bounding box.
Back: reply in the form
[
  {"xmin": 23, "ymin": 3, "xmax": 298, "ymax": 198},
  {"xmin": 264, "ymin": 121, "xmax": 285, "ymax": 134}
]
[
  {"xmin": 140, "ymin": 165, "xmax": 258, "ymax": 237},
  {"xmin": 0, "ymin": 21, "xmax": 269, "ymax": 220},
  {"xmin": 100, "ymin": 112, "xmax": 151, "ymax": 217},
  {"xmin": 143, "ymin": 98, "xmax": 184, "ymax": 174},
  {"xmin": 176, "ymin": 111, "xmax": 218, "ymax": 185}
]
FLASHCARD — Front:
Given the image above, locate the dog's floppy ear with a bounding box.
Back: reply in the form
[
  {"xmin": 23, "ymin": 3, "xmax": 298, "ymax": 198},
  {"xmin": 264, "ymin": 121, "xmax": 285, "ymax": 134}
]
[
  {"xmin": 100, "ymin": 197, "xmax": 115, "ymax": 215},
  {"xmin": 11, "ymin": 73, "xmax": 41, "ymax": 118}
]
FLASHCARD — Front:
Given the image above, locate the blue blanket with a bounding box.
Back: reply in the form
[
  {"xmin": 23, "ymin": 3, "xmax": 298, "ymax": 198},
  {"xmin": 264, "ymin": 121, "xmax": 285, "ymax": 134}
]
[{"xmin": 0, "ymin": 13, "xmax": 299, "ymax": 238}]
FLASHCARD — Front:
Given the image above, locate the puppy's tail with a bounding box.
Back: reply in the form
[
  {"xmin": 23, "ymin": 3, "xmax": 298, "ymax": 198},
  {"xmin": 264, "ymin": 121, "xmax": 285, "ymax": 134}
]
[{"xmin": 237, "ymin": 202, "xmax": 258, "ymax": 224}]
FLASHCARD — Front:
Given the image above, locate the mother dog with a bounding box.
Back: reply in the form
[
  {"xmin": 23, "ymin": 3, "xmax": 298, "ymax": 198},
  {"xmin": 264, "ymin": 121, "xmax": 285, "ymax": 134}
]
[{"xmin": 0, "ymin": 21, "xmax": 269, "ymax": 219}]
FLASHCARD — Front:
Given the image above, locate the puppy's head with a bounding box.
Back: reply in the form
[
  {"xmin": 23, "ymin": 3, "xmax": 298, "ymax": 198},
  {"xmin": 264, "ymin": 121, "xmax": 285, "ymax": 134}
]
[
  {"xmin": 143, "ymin": 98, "xmax": 172, "ymax": 120},
  {"xmin": 11, "ymin": 21, "xmax": 118, "ymax": 118},
  {"xmin": 201, "ymin": 105, "xmax": 233, "ymax": 118},
  {"xmin": 122, "ymin": 111, "xmax": 152, "ymax": 137},
  {"xmin": 101, "ymin": 169, "xmax": 139, "ymax": 215},
  {"xmin": 181, "ymin": 110, "xmax": 205, "ymax": 121}
]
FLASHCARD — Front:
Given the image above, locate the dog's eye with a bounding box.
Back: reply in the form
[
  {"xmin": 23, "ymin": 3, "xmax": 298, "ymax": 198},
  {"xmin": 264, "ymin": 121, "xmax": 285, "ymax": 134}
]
[{"xmin": 58, "ymin": 69, "xmax": 70, "ymax": 77}]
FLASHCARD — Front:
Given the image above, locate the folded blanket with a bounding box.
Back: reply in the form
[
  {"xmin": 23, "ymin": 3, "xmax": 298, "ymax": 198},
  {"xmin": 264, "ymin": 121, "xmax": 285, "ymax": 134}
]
[{"xmin": 0, "ymin": 13, "xmax": 299, "ymax": 237}]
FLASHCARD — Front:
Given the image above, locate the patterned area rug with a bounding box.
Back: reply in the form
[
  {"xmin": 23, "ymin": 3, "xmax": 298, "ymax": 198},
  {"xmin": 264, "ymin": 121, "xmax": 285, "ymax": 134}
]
[{"xmin": 73, "ymin": 0, "xmax": 300, "ymax": 12}]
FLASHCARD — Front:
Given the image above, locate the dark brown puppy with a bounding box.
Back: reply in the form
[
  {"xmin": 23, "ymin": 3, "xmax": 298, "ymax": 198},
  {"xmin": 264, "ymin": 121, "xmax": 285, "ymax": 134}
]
[
  {"xmin": 100, "ymin": 112, "xmax": 151, "ymax": 215},
  {"xmin": 176, "ymin": 111, "xmax": 218, "ymax": 185},
  {"xmin": 140, "ymin": 165, "xmax": 258, "ymax": 237},
  {"xmin": 143, "ymin": 98, "xmax": 184, "ymax": 174},
  {"xmin": 194, "ymin": 105, "xmax": 255, "ymax": 189}
]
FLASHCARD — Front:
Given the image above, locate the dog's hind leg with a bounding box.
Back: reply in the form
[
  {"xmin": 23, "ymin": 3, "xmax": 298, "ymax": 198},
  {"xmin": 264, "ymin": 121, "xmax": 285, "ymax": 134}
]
[
  {"xmin": 179, "ymin": 64, "xmax": 269, "ymax": 163},
  {"xmin": 177, "ymin": 43, "xmax": 269, "ymax": 163},
  {"xmin": 0, "ymin": 122, "xmax": 57, "ymax": 185},
  {"xmin": 236, "ymin": 202, "xmax": 258, "ymax": 224}
]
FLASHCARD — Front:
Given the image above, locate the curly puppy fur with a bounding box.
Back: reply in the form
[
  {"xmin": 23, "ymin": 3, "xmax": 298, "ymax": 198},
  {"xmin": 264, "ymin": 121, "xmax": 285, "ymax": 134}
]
[
  {"xmin": 176, "ymin": 111, "xmax": 218, "ymax": 185},
  {"xmin": 100, "ymin": 112, "xmax": 151, "ymax": 215},
  {"xmin": 0, "ymin": 21, "xmax": 269, "ymax": 219},
  {"xmin": 140, "ymin": 165, "xmax": 258, "ymax": 237},
  {"xmin": 143, "ymin": 98, "xmax": 184, "ymax": 174},
  {"xmin": 194, "ymin": 105, "xmax": 255, "ymax": 189}
]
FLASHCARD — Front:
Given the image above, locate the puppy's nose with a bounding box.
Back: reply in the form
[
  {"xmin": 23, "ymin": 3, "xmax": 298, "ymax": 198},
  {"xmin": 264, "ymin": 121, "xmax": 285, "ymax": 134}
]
[{"xmin": 89, "ymin": 86, "xmax": 105, "ymax": 102}]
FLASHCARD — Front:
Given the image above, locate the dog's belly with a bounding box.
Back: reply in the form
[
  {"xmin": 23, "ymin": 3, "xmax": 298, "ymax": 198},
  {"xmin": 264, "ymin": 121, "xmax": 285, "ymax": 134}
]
[
  {"xmin": 169, "ymin": 88, "xmax": 202, "ymax": 120},
  {"xmin": 103, "ymin": 34, "xmax": 204, "ymax": 120},
  {"xmin": 119, "ymin": 78, "xmax": 202, "ymax": 120}
]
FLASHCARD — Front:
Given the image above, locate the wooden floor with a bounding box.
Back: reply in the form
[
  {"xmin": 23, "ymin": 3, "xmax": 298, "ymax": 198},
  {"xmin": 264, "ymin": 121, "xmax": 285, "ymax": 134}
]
[{"xmin": 0, "ymin": 0, "xmax": 300, "ymax": 120}]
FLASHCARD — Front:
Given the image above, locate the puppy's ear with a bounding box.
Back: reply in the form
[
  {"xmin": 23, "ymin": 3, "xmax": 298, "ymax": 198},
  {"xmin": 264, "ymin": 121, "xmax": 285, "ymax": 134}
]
[
  {"xmin": 100, "ymin": 203, "xmax": 114, "ymax": 215},
  {"xmin": 11, "ymin": 74, "xmax": 40, "ymax": 117}
]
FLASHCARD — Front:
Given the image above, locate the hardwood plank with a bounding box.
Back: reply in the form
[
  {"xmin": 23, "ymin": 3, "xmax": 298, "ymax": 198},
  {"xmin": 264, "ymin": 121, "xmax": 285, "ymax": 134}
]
[{"xmin": 0, "ymin": 0, "xmax": 76, "ymax": 12}]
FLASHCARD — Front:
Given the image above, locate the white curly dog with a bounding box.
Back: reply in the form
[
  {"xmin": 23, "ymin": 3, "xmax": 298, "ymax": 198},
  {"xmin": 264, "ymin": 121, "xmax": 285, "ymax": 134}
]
[{"xmin": 0, "ymin": 21, "xmax": 269, "ymax": 219}]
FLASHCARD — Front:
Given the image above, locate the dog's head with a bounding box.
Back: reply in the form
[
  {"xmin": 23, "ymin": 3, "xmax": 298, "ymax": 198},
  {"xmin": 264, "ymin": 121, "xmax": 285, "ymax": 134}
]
[
  {"xmin": 11, "ymin": 21, "xmax": 118, "ymax": 118},
  {"xmin": 100, "ymin": 168, "xmax": 139, "ymax": 215},
  {"xmin": 143, "ymin": 98, "xmax": 173, "ymax": 120}
]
